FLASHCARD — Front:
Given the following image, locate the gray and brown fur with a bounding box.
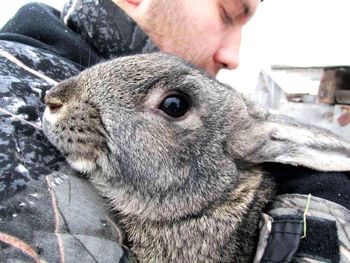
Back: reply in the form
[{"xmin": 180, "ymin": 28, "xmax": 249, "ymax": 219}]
[{"xmin": 42, "ymin": 53, "xmax": 350, "ymax": 262}]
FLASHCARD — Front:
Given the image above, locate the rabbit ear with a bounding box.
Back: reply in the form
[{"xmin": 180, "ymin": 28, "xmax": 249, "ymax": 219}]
[{"xmin": 227, "ymin": 98, "xmax": 350, "ymax": 172}]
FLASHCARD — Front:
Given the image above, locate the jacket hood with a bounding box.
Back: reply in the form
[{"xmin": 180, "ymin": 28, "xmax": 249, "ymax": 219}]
[{"xmin": 61, "ymin": 0, "xmax": 159, "ymax": 60}]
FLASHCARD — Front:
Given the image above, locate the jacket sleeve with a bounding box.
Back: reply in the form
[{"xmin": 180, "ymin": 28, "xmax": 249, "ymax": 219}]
[{"xmin": 0, "ymin": 18, "xmax": 134, "ymax": 263}]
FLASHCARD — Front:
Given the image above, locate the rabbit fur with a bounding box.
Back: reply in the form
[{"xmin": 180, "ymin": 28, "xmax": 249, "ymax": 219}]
[{"xmin": 42, "ymin": 53, "xmax": 350, "ymax": 262}]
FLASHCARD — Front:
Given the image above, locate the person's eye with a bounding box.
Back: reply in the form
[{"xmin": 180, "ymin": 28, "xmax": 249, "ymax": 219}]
[
  {"xmin": 159, "ymin": 94, "xmax": 190, "ymax": 118},
  {"xmin": 221, "ymin": 7, "xmax": 234, "ymax": 25}
]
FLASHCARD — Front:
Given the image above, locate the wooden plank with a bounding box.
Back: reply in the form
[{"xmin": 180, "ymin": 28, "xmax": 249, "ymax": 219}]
[{"xmin": 317, "ymin": 69, "xmax": 337, "ymax": 104}]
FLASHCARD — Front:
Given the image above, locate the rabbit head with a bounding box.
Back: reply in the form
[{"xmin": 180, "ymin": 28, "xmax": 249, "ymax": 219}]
[
  {"xmin": 43, "ymin": 53, "xmax": 350, "ymax": 217},
  {"xmin": 43, "ymin": 53, "xmax": 350, "ymax": 261}
]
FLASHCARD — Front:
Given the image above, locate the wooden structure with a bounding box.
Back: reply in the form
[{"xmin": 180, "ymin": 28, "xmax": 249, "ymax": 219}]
[{"xmin": 255, "ymin": 66, "xmax": 350, "ymax": 140}]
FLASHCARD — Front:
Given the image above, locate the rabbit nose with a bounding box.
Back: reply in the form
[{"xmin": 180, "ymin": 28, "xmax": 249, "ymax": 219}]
[
  {"xmin": 45, "ymin": 97, "xmax": 63, "ymax": 113},
  {"xmin": 44, "ymin": 77, "xmax": 78, "ymax": 113},
  {"xmin": 46, "ymin": 102, "xmax": 63, "ymax": 113}
]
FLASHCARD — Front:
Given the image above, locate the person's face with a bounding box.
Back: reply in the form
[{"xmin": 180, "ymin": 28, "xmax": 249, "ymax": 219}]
[{"xmin": 142, "ymin": 0, "xmax": 259, "ymax": 75}]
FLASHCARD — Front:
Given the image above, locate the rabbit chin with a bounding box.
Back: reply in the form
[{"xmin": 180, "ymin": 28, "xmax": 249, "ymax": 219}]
[{"xmin": 67, "ymin": 157, "xmax": 96, "ymax": 174}]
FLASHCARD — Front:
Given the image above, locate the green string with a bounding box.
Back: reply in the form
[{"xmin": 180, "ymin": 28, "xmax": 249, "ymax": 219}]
[{"xmin": 301, "ymin": 194, "xmax": 312, "ymax": 239}]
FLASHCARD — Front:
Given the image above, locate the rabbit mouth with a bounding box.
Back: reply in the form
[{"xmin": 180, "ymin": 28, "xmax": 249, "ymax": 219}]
[
  {"xmin": 50, "ymin": 138, "xmax": 104, "ymax": 174},
  {"xmin": 42, "ymin": 108, "xmax": 107, "ymax": 175},
  {"xmin": 66, "ymin": 156, "xmax": 97, "ymax": 174}
]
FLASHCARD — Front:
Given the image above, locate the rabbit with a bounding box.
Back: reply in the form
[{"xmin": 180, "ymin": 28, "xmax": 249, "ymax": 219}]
[{"xmin": 42, "ymin": 53, "xmax": 350, "ymax": 263}]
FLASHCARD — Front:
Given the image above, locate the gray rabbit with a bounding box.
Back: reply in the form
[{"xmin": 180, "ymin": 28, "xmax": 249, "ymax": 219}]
[{"xmin": 42, "ymin": 53, "xmax": 350, "ymax": 262}]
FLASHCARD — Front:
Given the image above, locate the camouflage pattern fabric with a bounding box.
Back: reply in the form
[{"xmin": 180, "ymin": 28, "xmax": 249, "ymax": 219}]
[
  {"xmin": 0, "ymin": 0, "xmax": 157, "ymax": 261},
  {"xmin": 62, "ymin": 0, "xmax": 158, "ymax": 60}
]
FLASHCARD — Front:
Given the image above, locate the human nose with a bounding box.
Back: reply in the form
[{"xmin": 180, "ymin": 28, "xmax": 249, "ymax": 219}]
[{"xmin": 214, "ymin": 27, "xmax": 242, "ymax": 70}]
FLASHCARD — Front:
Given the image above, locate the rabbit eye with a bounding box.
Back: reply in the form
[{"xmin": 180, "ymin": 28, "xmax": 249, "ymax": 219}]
[{"xmin": 159, "ymin": 94, "xmax": 190, "ymax": 118}]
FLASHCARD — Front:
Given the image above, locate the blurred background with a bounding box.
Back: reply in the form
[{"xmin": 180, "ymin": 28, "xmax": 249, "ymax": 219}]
[{"xmin": 1, "ymin": 0, "xmax": 350, "ymax": 138}]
